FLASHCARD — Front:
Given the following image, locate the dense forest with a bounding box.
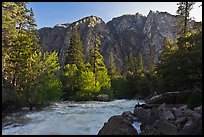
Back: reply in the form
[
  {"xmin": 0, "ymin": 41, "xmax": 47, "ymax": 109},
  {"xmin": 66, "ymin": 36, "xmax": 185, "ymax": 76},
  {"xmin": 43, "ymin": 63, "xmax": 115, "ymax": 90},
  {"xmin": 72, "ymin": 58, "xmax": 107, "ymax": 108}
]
[{"xmin": 2, "ymin": 2, "xmax": 202, "ymax": 114}]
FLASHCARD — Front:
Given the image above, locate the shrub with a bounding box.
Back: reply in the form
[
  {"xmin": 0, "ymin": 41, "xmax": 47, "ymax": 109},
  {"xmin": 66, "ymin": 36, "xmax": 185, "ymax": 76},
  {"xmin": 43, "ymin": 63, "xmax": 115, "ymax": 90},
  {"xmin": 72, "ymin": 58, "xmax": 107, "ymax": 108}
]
[{"xmin": 35, "ymin": 75, "xmax": 63, "ymax": 104}]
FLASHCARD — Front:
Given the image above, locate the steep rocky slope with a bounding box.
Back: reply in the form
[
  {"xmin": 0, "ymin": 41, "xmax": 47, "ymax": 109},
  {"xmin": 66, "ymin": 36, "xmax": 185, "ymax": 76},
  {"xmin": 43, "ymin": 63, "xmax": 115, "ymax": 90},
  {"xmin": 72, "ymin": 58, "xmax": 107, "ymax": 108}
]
[{"xmin": 38, "ymin": 10, "xmax": 201, "ymax": 70}]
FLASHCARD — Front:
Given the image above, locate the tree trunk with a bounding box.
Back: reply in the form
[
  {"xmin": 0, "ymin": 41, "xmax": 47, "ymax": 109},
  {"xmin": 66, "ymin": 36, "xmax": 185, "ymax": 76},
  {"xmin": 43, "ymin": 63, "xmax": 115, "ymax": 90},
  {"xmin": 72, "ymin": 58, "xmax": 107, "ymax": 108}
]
[{"xmin": 184, "ymin": 2, "xmax": 188, "ymax": 36}]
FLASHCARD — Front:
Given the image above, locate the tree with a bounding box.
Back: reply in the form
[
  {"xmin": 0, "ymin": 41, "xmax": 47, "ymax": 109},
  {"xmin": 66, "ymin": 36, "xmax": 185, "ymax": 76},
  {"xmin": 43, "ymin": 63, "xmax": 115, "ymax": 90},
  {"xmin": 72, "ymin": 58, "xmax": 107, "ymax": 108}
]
[
  {"xmin": 64, "ymin": 30, "xmax": 84, "ymax": 68},
  {"xmin": 2, "ymin": 2, "xmax": 40, "ymax": 87},
  {"xmin": 2, "ymin": 2, "xmax": 62, "ymax": 109},
  {"xmin": 122, "ymin": 56, "xmax": 129, "ymax": 78},
  {"xmin": 156, "ymin": 31, "xmax": 202, "ymax": 93},
  {"xmin": 135, "ymin": 52, "xmax": 144, "ymax": 73},
  {"xmin": 26, "ymin": 51, "xmax": 62, "ymax": 107},
  {"xmin": 62, "ymin": 64, "xmax": 79, "ymax": 94},
  {"xmin": 108, "ymin": 50, "xmax": 121, "ymax": 80},
  {"xmin": 148, "ymin": 46, "xmax": 155, "ymax": 72},
  {"xmin": 177, "ymin": 2, "xmax": 196, "ymax": 36},
  {"xmin": 89, "ymin": 36, "xmax": 111, "ymax": 90}
]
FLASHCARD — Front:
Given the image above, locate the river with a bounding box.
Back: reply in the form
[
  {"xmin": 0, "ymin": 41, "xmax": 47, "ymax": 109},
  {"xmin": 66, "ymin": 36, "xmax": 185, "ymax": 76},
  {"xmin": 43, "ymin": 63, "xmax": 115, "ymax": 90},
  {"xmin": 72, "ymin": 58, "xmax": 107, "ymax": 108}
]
[{"xmin": 2, "ymin": 99, "xmax": 144, "ymax": 135}]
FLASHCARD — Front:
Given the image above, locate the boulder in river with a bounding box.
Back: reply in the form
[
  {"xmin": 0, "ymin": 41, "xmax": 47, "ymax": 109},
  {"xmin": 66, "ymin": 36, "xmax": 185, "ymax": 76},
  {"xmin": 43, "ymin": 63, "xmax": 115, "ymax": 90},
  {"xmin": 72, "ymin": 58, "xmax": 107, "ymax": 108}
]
[
  {"xmin": 98, "ymin": 115, "xmax": 138, "ymax": 135},
  {"xmin": 97, "ymin": 94, "xmax": 109, "ymax": 102}
]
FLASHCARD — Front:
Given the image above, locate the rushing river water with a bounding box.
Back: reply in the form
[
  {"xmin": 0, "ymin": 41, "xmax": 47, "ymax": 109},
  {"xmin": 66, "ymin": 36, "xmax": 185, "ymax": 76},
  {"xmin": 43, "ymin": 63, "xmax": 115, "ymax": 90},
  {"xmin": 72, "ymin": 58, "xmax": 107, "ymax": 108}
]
[{"xmin": 2, "ymin": 99, "xmax": 144, "ymax": 135}]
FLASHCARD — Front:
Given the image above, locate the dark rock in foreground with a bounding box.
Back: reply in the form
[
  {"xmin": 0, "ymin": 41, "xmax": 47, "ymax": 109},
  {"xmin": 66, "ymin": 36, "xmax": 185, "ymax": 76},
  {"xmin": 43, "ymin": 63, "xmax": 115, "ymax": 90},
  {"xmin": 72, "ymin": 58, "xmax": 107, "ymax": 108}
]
[
  {"xmin": 97, "ymin": 98, "xmax": 202, "ymax": 135},
  {"xmin": 98, "ymin": 112, "xmax": 138, "ymax": 135},
  {"xmin": 134, "ymin": 103, "xmax": 202, "ymax": 135}
]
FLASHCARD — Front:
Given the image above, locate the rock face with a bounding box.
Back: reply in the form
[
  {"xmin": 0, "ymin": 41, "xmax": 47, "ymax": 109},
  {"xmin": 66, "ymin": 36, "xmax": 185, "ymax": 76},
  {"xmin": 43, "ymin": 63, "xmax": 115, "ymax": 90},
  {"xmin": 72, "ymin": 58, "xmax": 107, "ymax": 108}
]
[
  {"xmin": 96, "ymin": 94, "xmax": 109, "ymax": 102},
  {"xmin": 38, "ymin": 11, "xmax": 201, "ymax": 71}
]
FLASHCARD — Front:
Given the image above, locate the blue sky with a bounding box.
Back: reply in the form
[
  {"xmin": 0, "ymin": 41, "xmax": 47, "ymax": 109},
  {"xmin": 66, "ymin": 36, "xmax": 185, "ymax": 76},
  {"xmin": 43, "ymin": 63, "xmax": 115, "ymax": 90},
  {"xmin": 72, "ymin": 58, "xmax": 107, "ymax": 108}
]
[{"xmin": 27, "ymin": 2, "xmax": 202, "ymax": 29}]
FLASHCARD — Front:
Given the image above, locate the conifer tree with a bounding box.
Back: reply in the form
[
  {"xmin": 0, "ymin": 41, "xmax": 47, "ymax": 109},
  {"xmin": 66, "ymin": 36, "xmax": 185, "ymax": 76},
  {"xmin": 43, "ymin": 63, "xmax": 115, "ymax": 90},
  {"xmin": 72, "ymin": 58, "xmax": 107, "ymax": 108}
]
[
  {"xmin": 108, "ymin": 50, "xmax": 121, "ymax": 80},
  {"xmin": 2, "ymin": 2, "xmax": 40, "ymax": 88},
  {"xmin": 177, "ymin": 2, "xmax": 196, "ymax": 36},
  {"xmin": 89, "ymin": 36, "xmax": 111, "ymax": 90},
  {"xmin": 136, "ymin": 52, "xmax": 144, "ymax": 72},
  {"xmin": 148, "ymin": 46, "xmax": 155, "ymax": 72},
  {"xmin": 65, "ymin": 30, "xmax": 84, "ymax": 68}
]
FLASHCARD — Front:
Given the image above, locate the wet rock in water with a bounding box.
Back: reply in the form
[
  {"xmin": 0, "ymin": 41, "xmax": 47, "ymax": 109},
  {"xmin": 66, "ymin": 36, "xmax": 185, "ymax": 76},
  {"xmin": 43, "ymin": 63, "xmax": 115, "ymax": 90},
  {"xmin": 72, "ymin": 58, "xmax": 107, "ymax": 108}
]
[
  {"xmin": 97, "ymin": 94, "xmax": 109, "ymax": 102},
  {"xmin": 133, "ymin": 107, "xmax": 151, "ymax": 123},
  {"xmin": 121, "ymin": 111, "xmax": 138, "ymax": 124},
  {"xmin": 140, "ymin": 108, "xmax": 160, "ymax": 131},
  {"xmin": 98, "ymin": 115, "xmax": 138, "ymax": 135},
  {"xmin": 133, "ymin": 101, "xmax": 202, "ymax": 135},
  {"xmin": 134, "ymin": 103, "xmax": 153, "ymax": 109}
]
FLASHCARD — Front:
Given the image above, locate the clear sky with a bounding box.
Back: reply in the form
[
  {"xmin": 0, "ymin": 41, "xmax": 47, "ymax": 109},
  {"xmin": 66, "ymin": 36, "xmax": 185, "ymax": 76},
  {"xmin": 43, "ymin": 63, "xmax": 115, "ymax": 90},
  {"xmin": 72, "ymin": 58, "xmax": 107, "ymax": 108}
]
[{"xmin": 27, "ymin": 2, "xmax": 202, "ymax": 29}]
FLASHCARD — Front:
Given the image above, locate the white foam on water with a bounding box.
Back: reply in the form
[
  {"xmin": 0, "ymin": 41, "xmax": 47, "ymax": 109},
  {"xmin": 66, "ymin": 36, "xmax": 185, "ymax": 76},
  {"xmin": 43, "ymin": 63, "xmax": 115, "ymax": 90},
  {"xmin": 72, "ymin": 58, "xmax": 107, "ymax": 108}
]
[{"xmin": 2, "ymin": 99, "xmax": 144, "ymax": 135}]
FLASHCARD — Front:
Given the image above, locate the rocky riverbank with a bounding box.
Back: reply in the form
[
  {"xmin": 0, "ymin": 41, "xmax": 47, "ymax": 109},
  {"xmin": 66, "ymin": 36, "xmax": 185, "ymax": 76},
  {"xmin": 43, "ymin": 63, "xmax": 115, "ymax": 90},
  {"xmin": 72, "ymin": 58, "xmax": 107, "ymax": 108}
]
[{"xmin": 98, "ymin": 91, "xmax": 202, "ymax": 135}]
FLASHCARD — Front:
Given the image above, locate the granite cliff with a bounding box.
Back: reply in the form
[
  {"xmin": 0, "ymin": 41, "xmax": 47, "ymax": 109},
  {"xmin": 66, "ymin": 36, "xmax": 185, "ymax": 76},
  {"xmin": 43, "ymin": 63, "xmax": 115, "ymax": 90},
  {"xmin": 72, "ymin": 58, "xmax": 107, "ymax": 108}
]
[{"xmin": 38, "ymin": 10, "xmax": 201, "ymax": 71}]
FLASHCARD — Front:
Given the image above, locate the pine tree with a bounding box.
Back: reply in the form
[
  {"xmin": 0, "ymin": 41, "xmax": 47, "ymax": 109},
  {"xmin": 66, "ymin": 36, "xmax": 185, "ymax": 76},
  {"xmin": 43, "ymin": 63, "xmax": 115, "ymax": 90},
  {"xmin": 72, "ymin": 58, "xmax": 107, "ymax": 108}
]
[
  {"xmin": 27, "ymin": 51, "xmax": 62, "ymax": 106},
  {"xmin": 108, "ymin": 50, "xmax": 121, "ymax": 80},
  {"xmin": 2, "ymin": 2, "xmax": 40, "ymax": 88},
  {"xmin": 2, "ymin": 2, "xmax": 62, "ymax": 108},
  {"xmin": 122, "ymin": 56, "xmax": 129, "ymax": 78},
  {"xmin": 89, "ymin": 36, "xmax": 111, "ymax": 90},
  {"xmin": 65, "ymin": 30, "xmax": 84, "ymax": 68},
  {"xmin": 136, "ymin": 52, "xmax": 144, "ymax": 72},
  {"xmin": 156, "ymin": 32, "xmax": 202, "ymax": 92},
  {"xmin": 128, "ymin": 48, "xmax": 135, "ymax": 73},
  {"xmin": 177, "ymin": 2, "xmax": 196, "ymax": 36},
  {"xmin": 148, "ymin": 46, "xmax": 155, "ymax": 72}
]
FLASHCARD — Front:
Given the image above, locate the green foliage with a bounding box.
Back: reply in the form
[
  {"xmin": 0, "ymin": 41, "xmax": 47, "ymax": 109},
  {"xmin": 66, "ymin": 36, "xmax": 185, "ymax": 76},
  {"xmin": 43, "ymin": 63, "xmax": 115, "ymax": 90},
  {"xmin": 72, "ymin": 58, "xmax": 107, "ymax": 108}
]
[
  {"xmin": 62, "ymin": 35, "xmax": 111, "ymax": 101},
  {"xmin": 25, "ymin": 51, "xmax": 62, "ymax": 105},
  {"xmin": 62, "ymin": 64, "xmax": 79, "ymax": 94},
  {"xmin": 65, "ymin": 31, "xmax": 84, "ymax": 68},
  {"xmin": 187, "ymin": 92, "xmax": 202, "ymax": 109},
  {"xmin": 122, "ymin": 50, "xmax": 144, "ymax": 78},
  {"xmin": 176, "ymin": 2, "xmax": 196, "ymax": 36},
  {"xmin": 127, "ymin": 71, "xmax": 158, "ymax": 98},
  {"xmin": 35, "ymin": 75, "xmax": 63, "ymax": 104},
  {"xmin": 148, "ymin": 46, "xmax": 155, "ymax": 72},
  {"xmin": 78, "ymin": 67, "xmax": 101, "ymax": 93},
  {"xmin": 156, "ymin": 32, "xmax": 202, "ymax": 93},
  {"xmin": 111, "ymin": 79, "xmax": 130, "ymax": 99},
  {"xmin": 108, "ymin": 50, "xmax": 121, "ymax": 80},
  {"xmin": 88, "ymin": 36, "xmax": 111, "ymax": 92}
]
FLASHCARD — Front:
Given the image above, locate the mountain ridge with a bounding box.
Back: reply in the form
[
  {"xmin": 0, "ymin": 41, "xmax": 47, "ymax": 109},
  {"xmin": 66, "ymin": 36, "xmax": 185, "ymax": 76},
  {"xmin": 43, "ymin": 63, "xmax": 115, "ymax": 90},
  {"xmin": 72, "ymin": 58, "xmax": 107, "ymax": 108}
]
[{"xmin": 38, "ymin": 10, "xmax": 201, "ymax": 71}]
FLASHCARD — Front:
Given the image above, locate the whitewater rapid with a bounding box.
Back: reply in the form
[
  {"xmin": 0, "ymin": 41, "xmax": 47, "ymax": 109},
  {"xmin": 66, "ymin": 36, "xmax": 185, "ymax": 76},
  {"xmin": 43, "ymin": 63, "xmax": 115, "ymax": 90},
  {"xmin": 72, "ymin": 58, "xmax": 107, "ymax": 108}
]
[{"xmin": 2, "ymin": 99, "xmax": 144, "ymax": 135}]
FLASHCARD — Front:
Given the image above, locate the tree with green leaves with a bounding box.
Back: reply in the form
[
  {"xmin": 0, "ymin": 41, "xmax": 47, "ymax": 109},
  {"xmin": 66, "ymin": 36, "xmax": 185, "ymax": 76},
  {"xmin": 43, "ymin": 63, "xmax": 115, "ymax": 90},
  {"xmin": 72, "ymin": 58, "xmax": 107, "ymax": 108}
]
[
  {"xmin": 26, "ymin": 51, "xmax": 62, "ymax": 107},
  {"xmin": 148, "ymin": 46, "xmax": 155, "ymax": 72},
  {"xmin": 176, "ymin": 2, "xmax": 196, "ymax": 36},
  {"xmin": 2, "ymin": 2, "xmax": 62, "ymax": 109},
  {"xmin": 89, "ymin": 36, "xmax": 111, "ymax": 91},
  {"xmin": 133, "ymin": 52, "xmax": 144, "ymax": 74},
  {"xmin": 156, "ymin": 31, "xmax": 202, "ymax": 93},
  {"xmin": 2, "ymin": 2, "xmax": 40, "ymax": 88},
  {"xmin": 64, "ymin": 30, "xmax": 84, "ymax": 68},
  {"xmin": 108, "ymin": 50, "xmax": 121, "ymax": 80}
]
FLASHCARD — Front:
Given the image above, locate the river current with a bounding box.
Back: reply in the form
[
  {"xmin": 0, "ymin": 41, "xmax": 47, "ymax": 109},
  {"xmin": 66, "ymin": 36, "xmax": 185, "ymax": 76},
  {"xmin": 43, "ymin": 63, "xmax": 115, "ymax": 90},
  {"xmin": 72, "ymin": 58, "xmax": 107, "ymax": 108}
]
[{"xmin": 2, "ymin": 99, "xmax": 144, "ymax": 135}]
